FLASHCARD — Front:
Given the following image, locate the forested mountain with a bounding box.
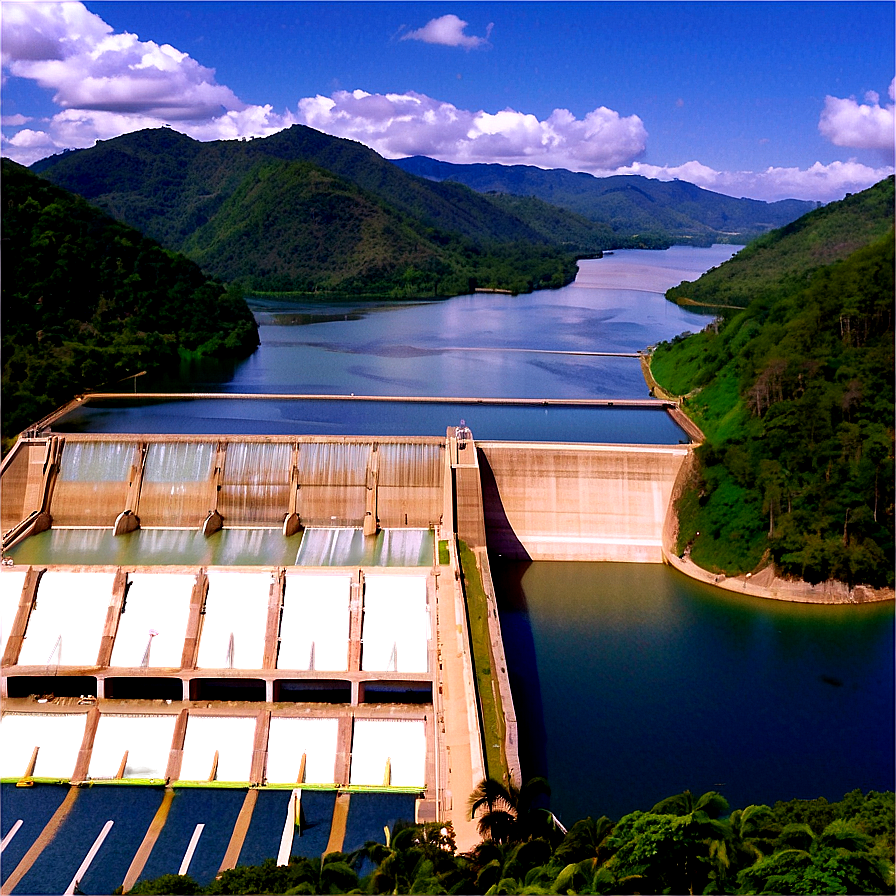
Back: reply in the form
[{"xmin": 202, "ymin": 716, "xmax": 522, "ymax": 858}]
[
  {"xmin": 1, "ymin": 159, "xmax": 258, "ymax": 444},
  {"xmin": 30, "ymin": 127, "xmax": 605, "ymax": 296},
  {"xmin": 650, "ymin": 177, "xmax": 894, "ymax": 588},
  {"xmin": 393, "ymin": 155, "xmax": 817, "ymax": 246},
  {"xmin": 666, "ymin": 176, "xmax": 895, "ymax": 308}
]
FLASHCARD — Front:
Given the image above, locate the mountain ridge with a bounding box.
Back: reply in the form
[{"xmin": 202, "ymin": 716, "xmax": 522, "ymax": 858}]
[
  {"xmin": 392, "ymin": 155, "xmax": 818, "ymax": 245},
  {"xmin": 31, "ymin": 126, "xmax": 816, "ymax": 296}
]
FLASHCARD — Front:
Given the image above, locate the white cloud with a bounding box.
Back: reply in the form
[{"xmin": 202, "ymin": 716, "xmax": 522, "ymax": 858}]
[
  {"xmin": 400, "ymin": 15, "xmax": 491, "ymax": 49},
  {"xmin": 609, "ymin": 159, "xmax": 893, "ymax": 203},
  {"xmin": 296, "ymin": 89, "xmax": 648, "ymax": 169},
  {"xmin": 1, "ymin": 3, "xmax": 892, "ymax": 203},
  {"xmin": 818, "ymin": 79, "xmax": 895, "ymax": 156},
  {"xmin": 0, "ymin": 1, "xmax": 296, "ymax": 164}
]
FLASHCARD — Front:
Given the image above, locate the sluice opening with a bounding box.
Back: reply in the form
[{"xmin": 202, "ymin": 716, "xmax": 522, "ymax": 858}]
[
  {"xmin": 7, "ymin": 675, "xmax": 97, "ymax": 699},
  {"xmin": 189, "ymin": 678, "xmax": 266, "ymax": 702},
  {"xmin": 274, "ymin": 679, "xmax": 351, "ymax": 704},
  {"xmin": 359, "ymin": 681, "xmax": 432, "ymax": 704},
  {"xmin": 104, "ymin": 677, "xmax": 183, "ymax": 700}
]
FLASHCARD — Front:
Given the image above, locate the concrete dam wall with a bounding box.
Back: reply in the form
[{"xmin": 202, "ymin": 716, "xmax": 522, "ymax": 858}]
[{"xmin": 478, "ymin": 441, "xmax": 689, "ymax": 562}]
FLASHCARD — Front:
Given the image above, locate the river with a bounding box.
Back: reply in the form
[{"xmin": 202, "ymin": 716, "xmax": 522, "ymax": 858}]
[{"xmin": 46, "ymin": 246, "xmax": 896, "ymax": 821}]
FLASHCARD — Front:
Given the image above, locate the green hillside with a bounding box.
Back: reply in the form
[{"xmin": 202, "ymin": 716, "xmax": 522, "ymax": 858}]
[
  {"xmin": 393, "ymin": 156, "xmax": 818, "ymax": 246},
  {"xmin": 666, "ymin": 176, "xmax": 895, "ymax": 308},
  {"xmin": 650, "ymin": 178, "xmax": 894, "ymax": 588},
  {"xmin": 1, "ymin": 158, "xmax": 258, "ymax": 444},
  {"xmin": 30, "ymin": 127, "xmax": 598, "ymax": 296}
]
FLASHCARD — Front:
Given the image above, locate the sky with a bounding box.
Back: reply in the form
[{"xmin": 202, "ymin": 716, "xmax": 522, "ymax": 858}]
[{"xmin": 1, "ymin": 1, "xmax": 893, "ymax": 202}]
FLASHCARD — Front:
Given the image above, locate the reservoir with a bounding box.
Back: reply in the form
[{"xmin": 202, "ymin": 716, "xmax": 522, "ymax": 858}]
[{"xmin": 18, "ymin": 246, "xmax": 895, "ymax": 824}]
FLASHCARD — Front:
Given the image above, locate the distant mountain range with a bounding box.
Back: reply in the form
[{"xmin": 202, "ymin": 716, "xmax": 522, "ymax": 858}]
[
  {"xmin": 31, "ymin": 125, "xmax": 817, "ymax": 296},
  {"xmin": 393, "ymin": 156, "xmax": 818, "ymax": 245}
]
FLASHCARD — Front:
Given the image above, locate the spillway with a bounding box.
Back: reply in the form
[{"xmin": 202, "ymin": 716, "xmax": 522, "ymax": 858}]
[{"xmin": 1, "ymin": 416, "xmax": 696, "ymax": 889}]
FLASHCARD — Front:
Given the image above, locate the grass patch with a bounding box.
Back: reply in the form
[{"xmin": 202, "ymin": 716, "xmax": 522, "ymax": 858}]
[
  {"xmin": 438, "ymin": 539, "xmax": 450, "ymax": 566},
  {"xmin": 457, "ymin": 540, "xmax": 507, "ymax": 782}
]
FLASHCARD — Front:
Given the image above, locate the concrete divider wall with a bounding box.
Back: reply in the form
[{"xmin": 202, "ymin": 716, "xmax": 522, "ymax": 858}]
[{"xmin": 478, "ymin": 442, "xmax": 690, "ymax": 563}]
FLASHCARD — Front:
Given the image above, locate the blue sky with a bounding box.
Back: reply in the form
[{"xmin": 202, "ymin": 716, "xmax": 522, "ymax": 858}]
[{"xmin": 2, "ymin": 2, "xmax": 893, "ymax": 201}]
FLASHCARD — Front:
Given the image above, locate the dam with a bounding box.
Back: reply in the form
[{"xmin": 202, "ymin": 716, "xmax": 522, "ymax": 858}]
[{"xmin": 0, "ymin": 403, "xmax": 690, "ymax": 893}]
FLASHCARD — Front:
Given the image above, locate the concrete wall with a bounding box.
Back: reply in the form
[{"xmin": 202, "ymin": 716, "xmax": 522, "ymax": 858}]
[{"xmin": 478, "ymin": 441, "xmax": 690, "ymax": 562}]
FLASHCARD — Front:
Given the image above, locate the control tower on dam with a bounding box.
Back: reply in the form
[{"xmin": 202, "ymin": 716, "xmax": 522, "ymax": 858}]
[{"xmin": 0, "ymin": 418, "xmax": 692, "ymax": 888}]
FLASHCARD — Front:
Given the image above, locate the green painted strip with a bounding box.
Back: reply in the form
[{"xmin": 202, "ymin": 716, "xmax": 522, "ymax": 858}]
[{"xmin": 172, "ymin": 780, "xmax": 253, "ymax": 789}]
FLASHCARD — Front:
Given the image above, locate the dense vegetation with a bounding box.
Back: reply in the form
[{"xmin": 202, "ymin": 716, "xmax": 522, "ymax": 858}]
[
  {"xmin": 650, "ymin": 178, "xmax": 894, "ymax": 587},
  {"xmin": 126, "ymin": 785, "xmax": 895, "ymax": 895},
  {"xmin": 1, "ymin": 159, "xmax": 259, "ymax": 444},
  {"xmin": 393, "ymin": 156, "xmax": 817, "ymax": 246},
  {"xmin": 31, "ymin": 127, "xmax": 591, "ymax": 297},
  {"xmin": 665, "ymin": 177, "xmax": 895, "ymax": 308}
]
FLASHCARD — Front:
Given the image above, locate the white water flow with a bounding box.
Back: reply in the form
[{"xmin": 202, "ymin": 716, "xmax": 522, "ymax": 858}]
[
  {"xmin": 295, "ymin": 528, "xmax": 366, "ymax": 566},
  {"xmin": 297, "ymin": 442, "xmax": 370, "ymax": 525},
  {"xmin": 0, "ymin": 713, "xmax": 88, "ymax": 780},
  {"xmin": 110, "ymin": 573, "xmax": 194, "ymax": 668},
  {"xmin": 178, "ymin": 715, "xmax": 256, "ymax": 782},
  {"xmin": 376, "ymin": 442, "xmax": 443, "ymax": 528},
  {"xmin": 1, "ymin": 569, "xmax": 27, "ymax": 658},
  {"xmin": 197, "ymin": 571, "xmax": 271, "ymax": 669},
  {"xmin": 139, "ymin": 441, "xmax": 216, "ymax": 527},
  {"xmin": 220, "ymin": 442, "xmax": 293, "ymax": 525},
  {"xmin": 17, "ymin": 571, "xmax": 114, "ymax": 667},
  {"xmin": 278, "ymin": 573, "xmax": 351, "ymax": 671},
  {"xmin": 266, "ymin": 717, "xmax": 339, "ymax": 784},
  {"xmin": 52, "ymin": 441, "xmax": 136, "ymax": 526},
  {"xmin": 87, "ymin": 714, "xmax": 176, "ymax": 780},
  {"xmin": 376, "ymin": 529, "xmax": 432, "ymax": 566},
  {"xmin": 349, "ymin": 719, "xmax": 426, "ymax": 787},
  {"xmin": 361, "ymin": 575, "xmax": 429, "ymax": 673},
  {"xmin": 57, "ymin": 441, "xmax": 134, "ymax": 482}
]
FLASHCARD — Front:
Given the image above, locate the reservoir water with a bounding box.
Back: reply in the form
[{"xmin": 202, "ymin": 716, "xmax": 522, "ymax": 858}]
[{"xmin": 37, "ymin": 246, "xmax": 895, "ymax": 819}]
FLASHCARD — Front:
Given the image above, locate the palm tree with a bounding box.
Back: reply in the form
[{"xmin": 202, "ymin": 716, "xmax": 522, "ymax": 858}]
[{"xmin": 468, "ymin": 776, "xmax": 561, "ymax": 845}]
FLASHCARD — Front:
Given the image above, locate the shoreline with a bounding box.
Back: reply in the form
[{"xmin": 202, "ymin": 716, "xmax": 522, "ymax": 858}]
[
  {"xmin": 663, "ymin": 549, "xmax": 894, "ymax": 604},
  {"xmin": 645, "ymin": 351, "xmax": 895, "ymax": 605}
]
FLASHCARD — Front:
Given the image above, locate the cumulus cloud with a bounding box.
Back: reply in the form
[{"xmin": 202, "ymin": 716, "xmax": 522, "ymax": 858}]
[
  {"xmin": 400, "ymin": 15, "xmax": 491, "ymax": 49},
  {"xmin": 0, "ymin": 1, "xmax": 297, "ymax": 164},
  {"xmin": 609, "ymin": 158, "xmax": 893, "ymax": 203},
  {"xmin": 818, "ymin": 78, "xmax": 895, "ymax": 157},
  {"xmin": 1, "ymin": 2, "xmax": 892, "ymax": 204},
  {"xmin": 297, "ymin": 89, "xmax": 648, "ymax": 169}
]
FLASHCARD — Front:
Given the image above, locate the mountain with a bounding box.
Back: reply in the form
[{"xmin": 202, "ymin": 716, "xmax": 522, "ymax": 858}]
[
  {"xmin": 392, "ymin": 156, "xmax": 818, "ymax": 246},
  {"xmin": 1, "ymin": 158, "xmax": 258, "ymax": 444},
  {"xmin": 649, "ymin": 177, "xmax": 894, "ymax": 588},
  {"xmin": 665, "ymin": 176, "xmax": 895, "ymax": 308},
  {"xmin": 30, "ymin": 127, "xmax": 611, "ymax": 296}
]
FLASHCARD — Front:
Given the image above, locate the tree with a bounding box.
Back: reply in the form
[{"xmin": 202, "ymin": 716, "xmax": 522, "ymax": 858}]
[{"xmin": 468, "ymin": 777, "xmax": 561, "ymax": 846}]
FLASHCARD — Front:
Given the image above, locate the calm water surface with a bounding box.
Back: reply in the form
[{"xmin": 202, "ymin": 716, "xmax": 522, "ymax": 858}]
[
  {"xmin": 55, "ymin": 246, "xmax": 736, "ymax": 437},
  {"xmin": 495, "ymin": 561, "xmax": 894, "ymax": 823}
]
